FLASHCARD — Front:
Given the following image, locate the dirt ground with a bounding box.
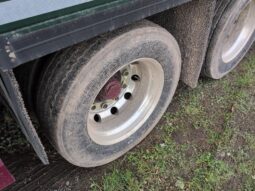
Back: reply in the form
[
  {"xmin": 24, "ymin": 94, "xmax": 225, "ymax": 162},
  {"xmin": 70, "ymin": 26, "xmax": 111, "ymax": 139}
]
[{"xmin": 1, "ymin": 46, "xmax": 255, "ymax": 191}]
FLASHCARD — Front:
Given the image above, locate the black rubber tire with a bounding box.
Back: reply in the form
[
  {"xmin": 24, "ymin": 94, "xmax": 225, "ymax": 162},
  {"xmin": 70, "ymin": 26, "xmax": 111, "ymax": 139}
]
[
  {"xmin": 204, "ymin": 0, "xmax": 255, "ymax": 79},
  {"xmin": 209, "ymin": 0, "xmax": 232, "ymax": 41},
  {"xmin": 36, "ymin": 21, "xmax": 181, "ymax": 167}
]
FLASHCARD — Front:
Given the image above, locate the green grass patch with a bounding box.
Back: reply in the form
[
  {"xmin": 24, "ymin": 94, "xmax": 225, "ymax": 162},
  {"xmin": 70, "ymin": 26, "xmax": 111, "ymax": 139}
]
[{"xmin": 89, "ymin": 52, "xmax": 255, "ymax": 190}]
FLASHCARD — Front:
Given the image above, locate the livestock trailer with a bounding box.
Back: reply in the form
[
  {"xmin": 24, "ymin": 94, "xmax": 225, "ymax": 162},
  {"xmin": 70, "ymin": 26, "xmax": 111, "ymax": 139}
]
[{"xmin": 0, "ymin": 0, "xmax": 254, "ymax": 189}]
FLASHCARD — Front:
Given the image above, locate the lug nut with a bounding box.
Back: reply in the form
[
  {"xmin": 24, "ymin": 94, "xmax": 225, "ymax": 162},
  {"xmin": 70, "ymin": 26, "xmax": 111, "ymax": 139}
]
[
  {"xmin": 122, "ymin": 84, "xmax": 127, "ymax": 89},
  {"xmin": 91, "ymin": 105, "xmax": 96, "ymax": 110},
  {"xmin": 101, "ymin": 103, "xmax": 108, "ymax": 109},
  {"xmin": 123, "ymin": 70, "xmax": 129, "ymax": 76}
]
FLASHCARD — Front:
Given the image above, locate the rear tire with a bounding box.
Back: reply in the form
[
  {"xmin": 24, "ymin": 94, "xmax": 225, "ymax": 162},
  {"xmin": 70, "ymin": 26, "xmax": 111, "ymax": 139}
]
[
  {"xmin": 36, "ymin": 21, "xmax": 181, "ymax": 167},
  {"xmin": 205, "ymin": 0, "xmax": 255, "ymax": 79}
]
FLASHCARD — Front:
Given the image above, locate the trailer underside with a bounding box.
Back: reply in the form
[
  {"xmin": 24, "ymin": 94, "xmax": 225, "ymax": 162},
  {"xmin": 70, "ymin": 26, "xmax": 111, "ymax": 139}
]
[{"xmin": 0, "ymin": 0, "xmax": 193, "ymax": 164}]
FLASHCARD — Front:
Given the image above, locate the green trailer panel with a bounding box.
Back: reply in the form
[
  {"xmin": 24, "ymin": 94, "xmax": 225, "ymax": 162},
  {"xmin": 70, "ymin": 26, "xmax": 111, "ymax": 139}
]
[{"xmin": 0, "ymin": 0, "xmax": 119, "ymax": 34}]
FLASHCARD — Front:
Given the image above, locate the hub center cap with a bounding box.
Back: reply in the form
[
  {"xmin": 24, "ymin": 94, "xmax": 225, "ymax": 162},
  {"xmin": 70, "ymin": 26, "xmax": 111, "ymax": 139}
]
[{"xmin": 99, "ymin": 76, "xmax": 122, "ymax": 100}]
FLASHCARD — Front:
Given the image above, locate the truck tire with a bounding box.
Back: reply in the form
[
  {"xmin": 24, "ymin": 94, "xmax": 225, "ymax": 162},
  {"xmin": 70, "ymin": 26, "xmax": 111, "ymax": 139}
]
[
  {"xmin": 205, "ymin": 0, "xmax": 255, "ymax": 79},
  {"xmin": 36, "ymin": 21, "xmax": 181, "ymax": 167}
]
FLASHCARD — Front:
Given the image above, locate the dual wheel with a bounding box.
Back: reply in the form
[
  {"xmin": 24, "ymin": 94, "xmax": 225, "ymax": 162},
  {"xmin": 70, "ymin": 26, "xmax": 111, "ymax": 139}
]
[
  {"xmin": 36, "ymin": 21, "xmax": 181, "ymax": 167},
  {"xmin": 36, "ymin": 0, "xmax": 254, "ymax": 167}
]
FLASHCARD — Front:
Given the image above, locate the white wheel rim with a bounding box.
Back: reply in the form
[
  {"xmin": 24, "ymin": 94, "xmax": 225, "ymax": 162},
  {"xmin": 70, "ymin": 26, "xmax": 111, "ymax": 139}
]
[
  {"xmin": 87, "ymin": 58, "xmax": 164, "ymax": 146},
  {"xmin": 222, "ymin": 0, "xmax": 255, "ymax": 63}
]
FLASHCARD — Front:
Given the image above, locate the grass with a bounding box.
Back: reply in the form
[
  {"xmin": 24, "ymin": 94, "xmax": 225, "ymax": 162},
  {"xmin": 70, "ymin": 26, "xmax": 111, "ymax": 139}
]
[{"xmin": 90, "ymin": 50, "xmax": 255, "ymax": 190}]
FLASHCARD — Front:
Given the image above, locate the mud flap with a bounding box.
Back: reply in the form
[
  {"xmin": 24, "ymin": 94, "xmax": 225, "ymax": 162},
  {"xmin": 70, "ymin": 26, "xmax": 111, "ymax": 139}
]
[
  {"xmin": 151, "ymin": 0, "xmax": 217, "ymax": 88},
  {"xmin": 0, "ymin": 70, "xmax": 48, "ymax": 165}
]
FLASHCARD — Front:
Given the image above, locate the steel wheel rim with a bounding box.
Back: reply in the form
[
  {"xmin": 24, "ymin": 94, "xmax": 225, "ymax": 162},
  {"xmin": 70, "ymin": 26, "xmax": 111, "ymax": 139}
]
[
  {"xmin": 87, "ymin": 58, "xmax": 164, "ymax": 146},
  {"xmin": 222, "ymin": 0, "xmax": 255, "ymax": 63}
]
